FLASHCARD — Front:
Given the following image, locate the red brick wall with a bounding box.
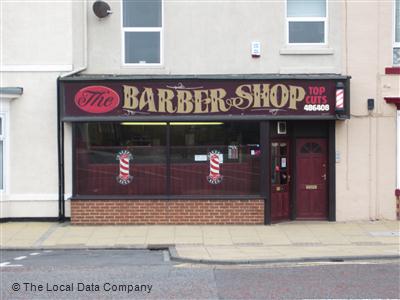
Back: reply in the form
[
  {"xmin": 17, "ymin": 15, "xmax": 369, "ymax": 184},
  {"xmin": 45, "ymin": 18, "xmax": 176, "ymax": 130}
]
[
  {"xmin": 71, "ymin": 199, "xmax": 264, "ymax": 225},
  {"xmin": 396, "ymin": 189, "xmax": 400, "ymax": 220}
]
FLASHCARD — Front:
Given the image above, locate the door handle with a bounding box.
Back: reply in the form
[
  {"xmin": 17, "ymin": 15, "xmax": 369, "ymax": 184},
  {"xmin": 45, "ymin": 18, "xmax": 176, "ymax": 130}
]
[{"xmin": 322, "ymin": 174, "xmax": 326, "ymax": 181}]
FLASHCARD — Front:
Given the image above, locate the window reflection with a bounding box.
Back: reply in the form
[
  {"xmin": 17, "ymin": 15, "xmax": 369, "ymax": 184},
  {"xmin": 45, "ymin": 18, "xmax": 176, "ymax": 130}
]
[
  {"xmin": 75, "ymin": 123, "xmax": 167, "ymax": 195},
  {"xmin": 272, "ymin": 142, "xmax": 288, "ymax": 185},
  {"xmin": 74, "ymin": 122, "xmax": 260, "ymax": 196},
  {"xmin": 170, "ymin": 122, "xmax": 260, "ymax": 195}
]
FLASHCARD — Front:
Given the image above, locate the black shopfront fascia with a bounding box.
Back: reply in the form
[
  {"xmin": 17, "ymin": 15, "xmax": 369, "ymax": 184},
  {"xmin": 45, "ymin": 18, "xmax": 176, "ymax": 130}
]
[{"xmin": 58, "ymin": 74, "xmax": 350, "ymax": 223}]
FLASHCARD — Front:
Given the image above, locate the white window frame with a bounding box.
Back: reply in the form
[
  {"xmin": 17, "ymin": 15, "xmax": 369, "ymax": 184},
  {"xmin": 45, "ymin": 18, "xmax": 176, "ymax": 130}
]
[
  {"xmin": 394, "ymin": 0, "xmax": 400, "ymax": 65},
  {"xmin": 121, "ymin": 0, "xmax": 164, "ymax": 67},
  {"xmin": 286, "ymin": 0, "xmax": 328, "ymax": 46}
]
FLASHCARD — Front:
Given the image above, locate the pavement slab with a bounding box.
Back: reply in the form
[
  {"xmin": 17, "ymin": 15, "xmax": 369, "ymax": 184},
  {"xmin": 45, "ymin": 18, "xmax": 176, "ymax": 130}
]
[
  {"xmin": 174, "ymin": 236, "xmax": 203, "ymax": 244},
  {"xmin": 86, "ymin": 237, "xmax": 117, "ymax": 247},
  {"xmin": 203, "ymin": 237, "xmax": 233, "ymax": 246},
  {"xmin": 382, "ymin": 221, "xmax": 400, "ymax": 230},
  {"xmin": 1, "ymin": 222, "xmax": 55, "ymax": 248},
  {"xmin": 174, "ymin": 225, "xmax": 202, "ymax": 236},
  {"xmin": 1, "ymin": 220, "xmax": 399, "ymax": 264}
]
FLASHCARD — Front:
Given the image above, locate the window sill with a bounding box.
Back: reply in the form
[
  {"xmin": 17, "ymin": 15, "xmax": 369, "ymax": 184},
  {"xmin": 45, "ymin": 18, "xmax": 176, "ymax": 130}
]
[
  {"xmin": 280, "ymin": 47, "xmax": 334, "ymax": 55},
  {"xmin": 121, "ymin": 63, "xmax": 165, "ymax": 69},
  {"xmin": 70, "ymin": 195, "xmax": 263, "ymax": 201}
]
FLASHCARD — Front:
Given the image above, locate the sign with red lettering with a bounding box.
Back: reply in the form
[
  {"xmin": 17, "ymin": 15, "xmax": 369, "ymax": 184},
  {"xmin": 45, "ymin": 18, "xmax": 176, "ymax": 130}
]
[
  {"xmin": 61, "ymin": 77, "xmax": 349, "ymax": 120},
  {"xmin": 74, "ymin": 86, "xmax": 120, "ymax": 114}
]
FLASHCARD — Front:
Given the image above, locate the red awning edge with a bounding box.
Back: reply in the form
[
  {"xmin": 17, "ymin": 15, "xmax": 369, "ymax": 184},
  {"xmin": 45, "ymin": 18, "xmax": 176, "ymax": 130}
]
[
  {"xmin": 385, "ymin": 67, "xmax": 400, "ymax": 75},
  {"xmin": 385, "ymin": 97, "xmax": 400, "ymax": 110}
]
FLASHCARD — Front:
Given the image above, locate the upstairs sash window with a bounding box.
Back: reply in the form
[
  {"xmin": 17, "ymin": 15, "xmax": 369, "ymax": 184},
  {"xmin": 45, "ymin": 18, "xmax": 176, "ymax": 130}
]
[
  {"xmin": 394, "ymin": 0, "xmax": 400, "ymax": 65},
  {"xmin": 122, "ymin": 0, "xmax": 162, "ymax": 65},
  {"xmin": 287, "ymin": 0, "xmax": 327, "ymax": 44}
]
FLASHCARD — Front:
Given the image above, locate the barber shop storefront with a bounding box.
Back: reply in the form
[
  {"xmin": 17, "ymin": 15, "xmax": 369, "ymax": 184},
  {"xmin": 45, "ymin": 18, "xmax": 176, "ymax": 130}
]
[{"xmin": 58, "ymin": 75, "xmax": 350, "ymax": 225}]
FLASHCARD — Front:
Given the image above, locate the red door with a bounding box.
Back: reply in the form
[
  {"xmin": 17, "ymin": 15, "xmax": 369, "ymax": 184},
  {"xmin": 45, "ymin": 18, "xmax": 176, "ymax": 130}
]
[
  {"xmin": 296, "ymin": 139, "xmax": 328, "ymax": 219},
  {"xmin": 271, "ymin": 140, "xmax": 290, "ymax": 221}
]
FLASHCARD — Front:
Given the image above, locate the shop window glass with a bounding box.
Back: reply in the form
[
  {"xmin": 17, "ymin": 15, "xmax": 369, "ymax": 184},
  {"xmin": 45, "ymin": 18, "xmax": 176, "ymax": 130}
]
[
  {"xmin": 74, "ymin": 122, "xmax": 261, "ymax": 197},
  {"xmin": 170, "ymin": 122, "xmax": 260, "ymax": 195},
  {"xmin": 75, "ymin": 123, "xmax": 167, "ymax": 195},
  {"xmin": 287, "ymin": 0, "xmax": 327, "ymax": 44}
]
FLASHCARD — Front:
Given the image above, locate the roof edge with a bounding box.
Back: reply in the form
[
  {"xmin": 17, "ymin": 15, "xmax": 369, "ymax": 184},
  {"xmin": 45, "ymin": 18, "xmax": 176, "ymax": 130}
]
[{"xmin": 59, "ymin": 73, "xmax": 351, "ymax": 82}]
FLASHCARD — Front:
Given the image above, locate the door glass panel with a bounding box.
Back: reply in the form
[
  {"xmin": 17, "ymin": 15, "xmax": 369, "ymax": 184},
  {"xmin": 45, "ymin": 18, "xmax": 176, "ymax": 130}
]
[
  {"xmin": 311, "ymin": 142, "xmax": 322, "ymax": 153},
  {"xmin": 272, "ymin": 142, "xmax": 289, "ymax": 185},
  {"xmin": 271, "ymin": 142, "xmax": 280, "ymax": 184},
  {"xmin": 301, "ymin": 142, "xmax": 322, "ymax": 154},
  {"xmin": 279, "ymin": 143, "xmax": 287, "ymax": 156},
  {"xmin": 279, "ymin": 143, "xmax": 288, "ymax": 184},
  {"xmin": 300, "ymin": 143, "xmax": 310, "ymax": 153}
]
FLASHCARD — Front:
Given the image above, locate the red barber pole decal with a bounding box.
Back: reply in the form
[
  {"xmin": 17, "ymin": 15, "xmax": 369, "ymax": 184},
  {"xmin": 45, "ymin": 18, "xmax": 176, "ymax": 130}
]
[
  {"xmin": 207, "ymin": 150, "xmax": 223, "ymax": 185},
  {"xmin": 336, "ymin": 88, "xmax": 344, "ymax": 110},
  {"xmin": 116, "ymin": 150, "xmax": 133, "ymax": 185}
]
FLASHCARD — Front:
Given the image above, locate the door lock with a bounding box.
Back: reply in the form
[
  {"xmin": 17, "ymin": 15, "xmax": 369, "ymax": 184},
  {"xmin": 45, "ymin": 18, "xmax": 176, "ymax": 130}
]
[{"xmin": 322, "ymin": 174, "xmax": 326, "ymax": 181}]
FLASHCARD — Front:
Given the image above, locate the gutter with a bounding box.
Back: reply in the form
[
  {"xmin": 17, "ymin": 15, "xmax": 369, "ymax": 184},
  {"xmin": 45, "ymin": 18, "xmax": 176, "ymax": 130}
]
[
  {"xmin": 57, "ymin": 0, "xmax": 88, "ymax": 221},
  {"xmin": 0, "ymin": 87, "xmax": 24, "ymax": 96}
]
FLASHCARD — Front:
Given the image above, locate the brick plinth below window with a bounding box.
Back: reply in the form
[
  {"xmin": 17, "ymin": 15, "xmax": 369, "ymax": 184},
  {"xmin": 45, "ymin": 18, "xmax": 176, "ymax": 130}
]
[
  {"xmin": 396, "ymin": 190, "xmax": 400, "ymax": 220},
  {"xmin": 71, "ymin": 199, "xmax": 265, "ymax": 225}
]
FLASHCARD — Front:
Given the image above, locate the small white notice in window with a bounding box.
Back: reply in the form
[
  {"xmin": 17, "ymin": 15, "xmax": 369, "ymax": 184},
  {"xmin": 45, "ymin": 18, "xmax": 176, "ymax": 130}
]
[
  {"xmin": 194, "ymin": 155, "xmax": 207, "ymax": 161},
  {"xmin": 281, "ymin": 157, "xmax": 287, "ymax": 168}
]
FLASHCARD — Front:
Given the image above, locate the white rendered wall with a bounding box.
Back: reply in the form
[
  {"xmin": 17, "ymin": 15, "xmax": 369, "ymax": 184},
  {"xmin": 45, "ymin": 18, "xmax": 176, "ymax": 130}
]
[
  {"xmin": 85, "ymin": 0, "xmax": 342, "ymax": 75},
  {"xmin": 397, "ymin": 111, "xmax": 400, "ymax": 191},
  {"xmin": 0, "ymin": 0, "xmax": 398, "ymax": 220},
  {"xmin": 1, "ymin": 0, "xmax": 73, "ymax": 218},
  {"xmin": 1, "ymin": 0, "xmax": 73, "ymax": 68},
  {"xmin": 336, "ymin": 0, "xmax": 398, "ymax": 221}
]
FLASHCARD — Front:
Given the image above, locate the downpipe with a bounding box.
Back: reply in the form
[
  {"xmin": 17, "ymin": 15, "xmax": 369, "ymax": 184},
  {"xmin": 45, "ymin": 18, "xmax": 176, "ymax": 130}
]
[{"xmin": 57, "ymin": 0, "xmax": 88, "ymax": 221}]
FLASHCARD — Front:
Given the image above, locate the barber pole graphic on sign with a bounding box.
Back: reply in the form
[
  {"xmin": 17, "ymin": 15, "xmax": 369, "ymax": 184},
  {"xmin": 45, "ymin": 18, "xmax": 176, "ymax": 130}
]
[
  {"xmin": 116, "ymin": 150, "xmax": 133, "ymax": 185},
  {"xmin": 207, "ymin": 150, "xmax": 223, "ymax": 185},
  {"xmin": 335, "ymin": 88, "xmax": 344, "ymax": 111}
]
